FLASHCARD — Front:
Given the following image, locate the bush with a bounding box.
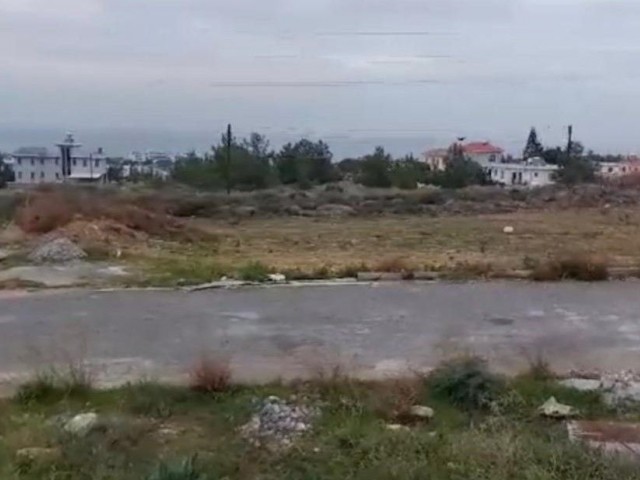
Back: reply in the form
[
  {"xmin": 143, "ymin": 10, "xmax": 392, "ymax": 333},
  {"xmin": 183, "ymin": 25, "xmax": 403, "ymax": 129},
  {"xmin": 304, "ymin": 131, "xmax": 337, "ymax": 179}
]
[
  {"xmin": 147, "ymin": 456, "xmax": 206, "ymax": 480},
  {"xmin": 188, "ymin": 356, "xmax": 232, "ymax": 394},
  {"xmin": 373, "ymin": 257, "xmax": 413, "ymax": 273},
  {"xmin": 532, "ymin": 254, "xmax": 608, "ymax": 281},
  {"xmin": 427, "ymin": 356, "xmax": 505, "ymax": 411},
  {"xmin": 237, "ymin": 261, "xmax": 271, "ymax": 282}
]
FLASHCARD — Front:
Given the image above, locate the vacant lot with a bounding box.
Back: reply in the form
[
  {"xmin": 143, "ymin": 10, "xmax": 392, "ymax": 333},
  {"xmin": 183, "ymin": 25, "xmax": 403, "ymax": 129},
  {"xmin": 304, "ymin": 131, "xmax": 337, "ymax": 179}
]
[
  {"xmin": 129, "ymin": 207, "xmax": 640, "ymax": 284},
  {"xmin": 2, "ymin": 359, "xmax": 639, "ymax": 480}
]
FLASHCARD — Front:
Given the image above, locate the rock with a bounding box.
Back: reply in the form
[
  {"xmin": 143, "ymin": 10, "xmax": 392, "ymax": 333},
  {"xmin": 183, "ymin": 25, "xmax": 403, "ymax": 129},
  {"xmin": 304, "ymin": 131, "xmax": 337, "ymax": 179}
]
[
  {"xmin": 64, "ymin": 413, "xmax": 99, "ymax": 437},
  {"xmin": 386, "ymin": 424, "xmax": 411, "ymax": 432},
  {"xmin": 316, "ymin": 204, "xmax": 356, "ymax": 217},
  {"xmin": 15, "ymin": 447, "xmax": 61, "ymax": 465},
  {"xmin": 539, "ymin": 397, "xmax": 577, "ymax": 419},
  {"xmin": 28, "ymin": 237, "xmax": 87, "ymax": 264},
  {"xmin": 284, "ymin": 205, "xmax": 303, "ymax": 216},
  {"xmin": 409, "ymin": 405, "xmax": 435, "ymax": 419},
  {"xmin": 503, "ymin": 226, "xmax": 515, "ymax": 234},
  {"xmin": 268, "ymin": 273, "xmax": 287, "ymax": 283},
  {"xmin": 0, "ymin": 249, "xmax": 8, "ymax": 261}
]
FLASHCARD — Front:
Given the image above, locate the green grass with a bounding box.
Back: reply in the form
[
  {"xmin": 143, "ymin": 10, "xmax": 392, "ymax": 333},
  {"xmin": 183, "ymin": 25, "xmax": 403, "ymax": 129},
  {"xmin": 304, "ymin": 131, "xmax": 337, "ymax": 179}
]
[{"xmin": 2, "ymin": 365, "xmax": 639, "ymax": 480}]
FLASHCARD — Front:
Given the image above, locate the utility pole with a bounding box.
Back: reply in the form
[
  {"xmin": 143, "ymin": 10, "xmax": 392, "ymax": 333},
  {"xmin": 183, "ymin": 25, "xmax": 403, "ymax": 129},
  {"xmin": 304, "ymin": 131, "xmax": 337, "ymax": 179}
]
[
  {"xmin": 566, "ymin": 125, "xmax": 573, "ymax": 160},
  {"xmin": 225, "ymin": 123, "xmax": 232, "ymax": 195}
]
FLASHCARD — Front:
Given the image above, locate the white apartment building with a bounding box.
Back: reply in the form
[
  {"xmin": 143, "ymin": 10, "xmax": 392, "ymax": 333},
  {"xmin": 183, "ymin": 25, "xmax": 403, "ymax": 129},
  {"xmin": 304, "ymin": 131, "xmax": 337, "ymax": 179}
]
[{"xmin": 10, "ymin": 134, "xmax": 108, "ymax": 185}]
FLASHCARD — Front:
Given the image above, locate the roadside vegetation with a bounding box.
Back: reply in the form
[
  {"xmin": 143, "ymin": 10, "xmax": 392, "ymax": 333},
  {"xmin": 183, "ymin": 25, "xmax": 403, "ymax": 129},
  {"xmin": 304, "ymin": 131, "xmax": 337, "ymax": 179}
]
[{"xmin": 2, "ymin": 356, "xmax": 639, "ymax": 479}]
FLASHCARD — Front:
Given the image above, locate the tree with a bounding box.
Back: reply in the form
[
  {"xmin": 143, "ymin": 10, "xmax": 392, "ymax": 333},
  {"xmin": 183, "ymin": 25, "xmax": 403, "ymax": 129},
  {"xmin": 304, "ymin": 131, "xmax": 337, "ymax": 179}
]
[
  {"xmin": 555, "ymin": 141, "xmax": 594, "ymax": 185},
  {"xmin": 431, "ymin": 157, "xmax": 490, "ymax": 189},
  {"xmin": 275, "ymin": 139, "xmax": 335, "ymax": 186},
  {"xmin": 0, "ymin": 154, "xmax": 13, "ymax": 187},
  {"xmin": 357, "ymin": 146, "xmax": 393, "ymax": 188},
  {"xmin": 212, "ymin": 132, "xmax": 274, "ymax": 190},
  {"xmin": 523, "ymin": 127, "xmax": 544, "ymax": 159},
  {"xmin": 391, "ymin": 154, "xmax": 429, "ymax": 189}
]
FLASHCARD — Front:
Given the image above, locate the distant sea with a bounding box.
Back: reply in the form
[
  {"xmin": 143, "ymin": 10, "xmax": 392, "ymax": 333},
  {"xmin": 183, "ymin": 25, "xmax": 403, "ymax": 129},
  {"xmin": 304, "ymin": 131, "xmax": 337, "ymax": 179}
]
[{"xmin": 0, "ymin": 126, "xmax": 446, "ymax": 160}]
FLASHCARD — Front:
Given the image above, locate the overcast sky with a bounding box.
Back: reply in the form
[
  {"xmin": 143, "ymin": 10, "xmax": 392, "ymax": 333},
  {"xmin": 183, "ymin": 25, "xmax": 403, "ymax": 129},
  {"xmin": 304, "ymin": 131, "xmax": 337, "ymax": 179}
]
[{"xmin": 1, "ymin": 0, "xmax": 639, "ymax": 157}]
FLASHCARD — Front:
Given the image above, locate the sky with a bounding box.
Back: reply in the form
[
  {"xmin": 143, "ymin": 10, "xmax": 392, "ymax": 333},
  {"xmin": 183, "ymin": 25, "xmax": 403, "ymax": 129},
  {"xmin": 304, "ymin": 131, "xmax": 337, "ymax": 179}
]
[{"xmin": 1, "ymin": 0, "xmax": 639, "ymax": 158}]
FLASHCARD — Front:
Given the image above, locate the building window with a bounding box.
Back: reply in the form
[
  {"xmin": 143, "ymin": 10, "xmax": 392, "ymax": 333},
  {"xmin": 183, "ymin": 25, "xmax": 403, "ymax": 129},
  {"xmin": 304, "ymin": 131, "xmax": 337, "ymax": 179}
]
[
  {"xmin": 55, "ymin": 158, "xmax": 59, "ymax": 166},
  {"xmin": 17, "ymin": 172, "xmax": 22, "ymax": 180},
  {"xmin": 500, "ymin": 170, "xmax": 504, "ymax": 179},
  {"xmin": 534, "ymin": 172, "xmax": 538, "ymax": 177},
  {"xmin": 30, "ymin": 159, "xmax": 34, "ymax": 166},
  {"xmin": 40, "ymin": 158, "xmax": 44, "ymax": 166},
  {"xmin": 56, "ymin": 173, "xmax": 60, "ymax": 180},
  {"xmin": 17, "ymin": 158, "xmax": 22, "ymax": 166},
  {"xmin": 73, "ymin": 159, "xmax": 77, "ymax": 166},
  {"xmin": 83, "ymin": 159, "xmax": 87, "ymax": 168},
  {"xmin": 623, "ymin": 167, "xmax": 627, "ymax": 173},
  {"xmin": 95, "ymin": 159, "xmax": 100, "ymax": 168},
  {"xmin": 30, "ymin": 172, "xmax": 35, "ymax": 180},
  {"xmin": 40, "ymin": 171, "xmax": 45, "ymax": 179},
  {"xmin": 489, "ymin": 154, "xmax": 496, "ymax": 162}
]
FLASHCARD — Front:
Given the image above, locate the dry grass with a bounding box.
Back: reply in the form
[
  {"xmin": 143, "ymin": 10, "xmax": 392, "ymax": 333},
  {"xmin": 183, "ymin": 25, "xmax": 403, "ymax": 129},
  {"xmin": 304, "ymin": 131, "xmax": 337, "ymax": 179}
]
[
  {"xmin": 373, "ymin": 256, "xmax": 414, "ymax": 273},
  {"xmin": 153, "ymin": 208, "xmax": 640, "ymax": 276},
  {"xmin": 187, "ymin": 356, "xmax": 232, "ymax": 394},
  {"xmin": 531, "ymin": 253, "xmax": 609, "ymax": 281}
]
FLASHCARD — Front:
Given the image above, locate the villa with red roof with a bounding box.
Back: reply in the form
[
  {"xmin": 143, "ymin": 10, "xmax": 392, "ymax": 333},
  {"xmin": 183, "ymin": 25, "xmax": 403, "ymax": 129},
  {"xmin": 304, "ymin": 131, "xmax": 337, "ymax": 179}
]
[{"xmin": 462, "ymin": 141, "xmax": 504, "ymax": 167}]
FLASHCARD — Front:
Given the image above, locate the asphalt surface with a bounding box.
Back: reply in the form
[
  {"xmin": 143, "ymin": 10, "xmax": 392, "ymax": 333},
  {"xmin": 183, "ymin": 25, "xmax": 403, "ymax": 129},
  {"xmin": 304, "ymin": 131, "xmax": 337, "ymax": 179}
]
[{"xmin": 1, "ymin": 281, "xmax": 640, "ymax": 388}]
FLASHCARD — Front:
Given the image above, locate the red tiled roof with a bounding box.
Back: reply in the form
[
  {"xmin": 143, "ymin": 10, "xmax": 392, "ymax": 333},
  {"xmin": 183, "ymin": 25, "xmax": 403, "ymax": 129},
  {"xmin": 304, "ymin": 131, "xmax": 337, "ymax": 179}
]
[{"xmin": 463, "ymin": 142, "xmax": 504, "ymax": 155}]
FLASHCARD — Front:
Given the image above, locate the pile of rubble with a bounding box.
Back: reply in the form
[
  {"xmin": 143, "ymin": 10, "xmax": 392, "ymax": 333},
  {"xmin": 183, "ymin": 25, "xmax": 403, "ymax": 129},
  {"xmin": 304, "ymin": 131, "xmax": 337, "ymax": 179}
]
[
  {"xmin": 28, "ymin": 237, "xmax": 87, "ymax": 264},
  {"xmin": 561, "ymin": 369, "xmax": 640, "ymax": 406},
  {"xmin": 240, "ymin": 396, "xmax": 319, "ymax": 449}
]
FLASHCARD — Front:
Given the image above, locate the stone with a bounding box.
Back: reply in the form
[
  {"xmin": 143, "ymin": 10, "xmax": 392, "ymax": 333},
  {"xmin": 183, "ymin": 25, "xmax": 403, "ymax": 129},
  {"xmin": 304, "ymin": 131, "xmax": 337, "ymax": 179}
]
[
  {"xmin": 268, "ymin": 273, "xmax": 287, "ymax": 283},
  {"xmin": 538, "ymin": 397, "xmax": 576, "ymax": 419},
  {"xmin": 64, "ymin": 412, "xmax": 99, "ymax": 437},
  {"xmin": 503, "ymin": 226, "xmax": 515, "ymax": 234},
  {"xmin": 0, "ymin": 249, "xmax": 8, "ymax": 261},
  {"xmin": 409, "ymin": 405, "xmax": 435, "ymax": 420}
]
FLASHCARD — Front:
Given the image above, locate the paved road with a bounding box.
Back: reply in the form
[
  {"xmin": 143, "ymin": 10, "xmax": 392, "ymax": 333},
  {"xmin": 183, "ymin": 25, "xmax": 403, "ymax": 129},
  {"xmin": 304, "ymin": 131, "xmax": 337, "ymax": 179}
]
[{"xmin": 1, "ymin": 282, "xmax": 640, "ymax": 388}]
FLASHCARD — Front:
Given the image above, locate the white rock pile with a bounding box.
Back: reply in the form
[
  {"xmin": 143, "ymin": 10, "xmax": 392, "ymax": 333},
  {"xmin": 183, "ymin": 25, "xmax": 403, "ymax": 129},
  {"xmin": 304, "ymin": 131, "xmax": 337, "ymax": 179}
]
[
  {"xmin": 28, "ymin": 237, "xmax": 87, "ymax": 264},
  {"xmin": 240, "ymin": 396, "xmax": 319, "ymax": 449}
]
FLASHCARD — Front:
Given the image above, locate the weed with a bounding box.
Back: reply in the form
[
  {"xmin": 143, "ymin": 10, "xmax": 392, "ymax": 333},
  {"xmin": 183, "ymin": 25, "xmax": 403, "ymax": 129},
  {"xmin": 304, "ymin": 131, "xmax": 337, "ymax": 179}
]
[
  {"xmin": 532, "ymin": 253, "xmax": 609, "ymax": 281},
  {"xmin": 237, "ymin": 261, "xmax": 271, "ymax": 282},
  {"xmin": 14, "ymin": 365, "xmax": 92, "ymax": 405},
  {"xmin": 188, "ymin": 356, "xmax": 232, "ymax": 394},
  {"xmin": 336, "ymin": 262, "xmax": 369, "ymax": 278},
  {"xmin": 521, "ymin": 354, "xmax": 556, "ymax": 381},
  {"xmin": 427, "ymin": 356, "xmax": 506, "ymax": 411},
  {"xmin": 147, "ymin": 456, "xmax": 206, "ymax": 480}
]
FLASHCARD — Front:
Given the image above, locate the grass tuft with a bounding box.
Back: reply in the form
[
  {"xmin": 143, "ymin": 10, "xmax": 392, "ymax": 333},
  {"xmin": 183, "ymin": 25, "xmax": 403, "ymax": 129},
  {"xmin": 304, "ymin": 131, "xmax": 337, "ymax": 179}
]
[
  {"xmin": 532, "ymin": 253, "xmax": 609, "ymax": 281},
  {"xmin": 14, "ymin": 365, "xmax": 93, "ymax": 405},
  {"xmin": 147, "ymin": 456, "xmax": 206, "ymax": 480},
  {"xmin": 236, "ymin": 261, "xmax": 271, "ymax": 282}
]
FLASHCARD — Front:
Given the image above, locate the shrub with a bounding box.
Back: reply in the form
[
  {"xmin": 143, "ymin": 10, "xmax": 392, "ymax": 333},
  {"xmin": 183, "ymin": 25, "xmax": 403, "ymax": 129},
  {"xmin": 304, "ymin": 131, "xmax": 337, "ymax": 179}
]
[
  {"xmin": 147, "ymin": 456, "xmax": 206, "ymax": 480},
  {"xmin": 237, "ymin": 261, "xmax": 271, "ymax": 282},
  {"xmin": 532, "ymin": 254, "xmax": 608, "ymax": 281},
  {"xmin": 427, "ymin": 356, "xmax": 505, "ymax": 411},
  {"xmin": 188, "ymin": 356, "xmax": 232, "ymax": 394}
]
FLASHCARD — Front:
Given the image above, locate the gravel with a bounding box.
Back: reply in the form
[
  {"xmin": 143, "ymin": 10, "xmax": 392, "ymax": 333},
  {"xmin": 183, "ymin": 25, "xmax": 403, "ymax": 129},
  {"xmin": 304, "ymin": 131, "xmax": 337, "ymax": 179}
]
[
  {"xmin": 28, "ymin": 237, "xmax": 87, "ymax": 264},
  {"xmin": 240, "ymin": 396, "xmax": 319, "ymax": 449}
]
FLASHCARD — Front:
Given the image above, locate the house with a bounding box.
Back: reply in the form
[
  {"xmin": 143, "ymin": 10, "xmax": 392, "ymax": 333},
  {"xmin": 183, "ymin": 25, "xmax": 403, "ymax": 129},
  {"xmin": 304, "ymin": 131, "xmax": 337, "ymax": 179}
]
[
  {"xmin": 10, "ymin": 133, "xmax": 108, "ymax": 184},
  {"xmin": 422, "ymin": 148, "xmax": 449, "ymax": 171},
  {"xmin": 462, "ymin": 141, "xmax": 504, "ymax": 167},
  {"xmin": 598, "ymin": 156, "xmax": 640, "ymax": 178},
  {"xmin": 487, "ymin": 157, "xmax": 558, "ymax": 187}
]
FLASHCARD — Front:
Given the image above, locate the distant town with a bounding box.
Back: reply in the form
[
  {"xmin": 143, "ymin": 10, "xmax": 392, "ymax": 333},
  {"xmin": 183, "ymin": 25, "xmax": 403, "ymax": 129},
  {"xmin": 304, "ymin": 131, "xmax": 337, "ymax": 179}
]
[{"xmin": 0, "ymin": 128, "xmax": 637, "ymax": 189}]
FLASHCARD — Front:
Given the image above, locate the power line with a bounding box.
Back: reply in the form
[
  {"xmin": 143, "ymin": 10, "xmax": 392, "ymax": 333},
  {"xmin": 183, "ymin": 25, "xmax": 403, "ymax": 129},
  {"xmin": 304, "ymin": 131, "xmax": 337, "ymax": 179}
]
[{"xmin": 207, "ymin": 79, "xmax": 441, "ymax": 88}]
